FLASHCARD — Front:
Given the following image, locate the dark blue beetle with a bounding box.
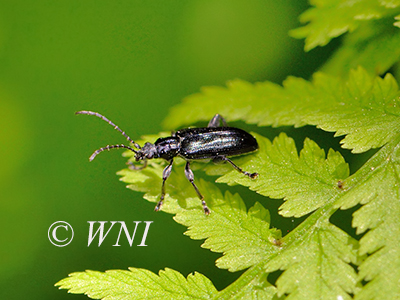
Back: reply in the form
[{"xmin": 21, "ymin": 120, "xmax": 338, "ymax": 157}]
[{"xmin": 76, "ymin": 111, "xmax": 258, "ymax": 214}]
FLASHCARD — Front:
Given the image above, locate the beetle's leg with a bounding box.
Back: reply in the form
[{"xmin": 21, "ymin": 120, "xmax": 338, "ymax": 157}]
[
  {"xmin": 127, "ymin": 159, "xmax": 147, "ymax": 170},
  {"xmin": 184, "ymin": 161, "xmax": 210, "ymax": 215},
  {"xmin": 208, "ymin": 114, "xmax": 227, "ymax": 127},
  {"xmin": 155, "ymin": 160, "xmax": 173, "ymax": 212},
  {"xmin": 218, "ymin": 156, "xmax": 258, "ymax": 179}
]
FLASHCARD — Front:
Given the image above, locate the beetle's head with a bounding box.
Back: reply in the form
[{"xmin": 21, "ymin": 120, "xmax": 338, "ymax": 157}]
[{"xmin": 135, "ymin": 142, "xmax": 157, "ymax": 161}]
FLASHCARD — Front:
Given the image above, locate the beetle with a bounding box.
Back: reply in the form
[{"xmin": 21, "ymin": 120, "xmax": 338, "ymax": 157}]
[{"xmin": 76, "ymin": 110, "xmax": 259, "ymax": 214}]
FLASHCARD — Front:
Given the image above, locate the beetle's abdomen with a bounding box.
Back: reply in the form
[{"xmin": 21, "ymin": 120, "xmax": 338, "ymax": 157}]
[{"xmin": 177, "ymin": 127, "xmax": 258, "ymax": 160}]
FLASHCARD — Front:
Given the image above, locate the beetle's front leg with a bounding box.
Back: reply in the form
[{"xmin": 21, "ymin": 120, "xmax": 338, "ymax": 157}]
[
  {"xmin": 208, "ymin": 114, "xmax": 227, "ymax": 127},
  {"xmin": 127, "ymin": 159, "xmax": 147, "ymax": 170},
  {"xmin": 184, "ymin": 161, "xmax": 210, "ymax": 215},
  {"xmin": 155, "ymin": 160, "xmax": 173, "ymax": 212}
]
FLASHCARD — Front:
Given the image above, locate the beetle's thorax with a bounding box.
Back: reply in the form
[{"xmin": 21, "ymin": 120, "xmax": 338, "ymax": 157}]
[
  {"xmin": 135, "ymin": 137, "xmax": 180, "ymax": 161},
  {"xmin": 154, "ymin": 137, "xmax": 180, "ymax": 160}
]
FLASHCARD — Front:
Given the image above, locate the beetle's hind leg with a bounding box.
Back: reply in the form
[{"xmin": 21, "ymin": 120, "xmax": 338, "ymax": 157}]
[
  {"xmin": 208, "ymin": 114, "xmax": 227, "ymax": 127},
  {"xmin": 184, "ymin": 161, "xmax": 210, "ymax": 215},
  {"xmin": 155, "ymin": 160, "xmax": 173, "ymax": 212},
  {"xmin": 216, "ymin": 156, "xmax": 258, "ymax": 179}
]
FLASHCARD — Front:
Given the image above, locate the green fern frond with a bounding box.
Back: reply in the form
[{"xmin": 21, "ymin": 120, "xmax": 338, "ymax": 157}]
[
  {"xmin": 218, "ymin": 133, "xmax": 349, "ymax": 217},
  {"xmin": 290, "ymin": 0, "xmax": 400, "ymax": 51},
  {"xmin": 59, "ymin": 67, "xmax": 400, "ymax": 299},
  {"xmin": 117, "ymin": 130, "xmax": 361, "ymax": 299},
  {"xmin": 164, "ymin": 67, "xmax": 400, "ymax": 153},
  {"xmin": 322, "ymin": 19, "xmax": 400, "ymax": 76},
  {"xmin": 55, "ymin": 268, "xmax": 218, "ymax": 299}
]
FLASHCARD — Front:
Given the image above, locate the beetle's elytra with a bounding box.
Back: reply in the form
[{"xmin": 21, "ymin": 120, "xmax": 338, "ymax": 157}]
[{"xmin": 76, "ymin": 111, "xmax": 259, "ymax": 215}]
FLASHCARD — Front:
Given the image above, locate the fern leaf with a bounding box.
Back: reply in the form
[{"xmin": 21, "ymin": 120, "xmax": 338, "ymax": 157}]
[
  {"xmin": 117, "ymin": 131, "xmax": 359, "ymax": 299},
  {"xmin": 267, "ymin": 220, "xmax": 359, "ymax": 299},
  {"xmin": 322, "ymin": 19, "xmax": 400, "ymax": 76},
  {"xmin": 214, "ymin": 133, "xmax": 359, "ymax": 298},
  {"xmin": 217, "ymin": 133, "xmax": 349, "ymax": 217},
  {"xmin": 175, "ymin": 196, "xmax": 280, "ymax": 272},
  {"xmin": 335, "ymin": 137, "xmax": 400, "ymax": 300},
  {"xmin": 61, "ymin": 68, "xmax": 400, "ymax": 298},
  {"xmin": 290, "ymin": 0, "xmax": 400, "ymax": 51},
  {"xmin": 55, "ymin": 268, "xmax": 218, "ymax": 299},
  {"xmin": 164, "ymin": 67, "xmax": 400, "ymax": 153},
  {"xmin": 119, "ymin": 158, "xmax": 281, "ymax": 272}
]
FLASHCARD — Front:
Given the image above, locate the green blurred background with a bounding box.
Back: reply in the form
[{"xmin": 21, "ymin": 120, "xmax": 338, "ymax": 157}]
[{"xmin": 0, "ymin": 1, "xmax": 336, "ymax": 298}]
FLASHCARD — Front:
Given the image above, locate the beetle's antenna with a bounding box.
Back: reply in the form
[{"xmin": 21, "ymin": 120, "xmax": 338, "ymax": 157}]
[
  {"xmin": 89, "ymin": 144, "xmax": 137, "ymax": 161},
  {"xmin": 76, "ymin": 110, "xmax": 141, "ymax": 149}
]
